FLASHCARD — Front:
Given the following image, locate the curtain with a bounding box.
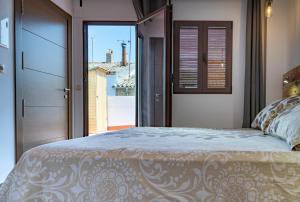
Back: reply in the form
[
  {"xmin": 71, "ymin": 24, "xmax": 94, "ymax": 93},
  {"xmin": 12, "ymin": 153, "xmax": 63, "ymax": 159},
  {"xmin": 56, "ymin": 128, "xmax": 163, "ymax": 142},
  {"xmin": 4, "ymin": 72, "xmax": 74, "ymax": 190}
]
[{"xmin": 243, "ymin": 0, "xmax": 266, "ymax": 128}]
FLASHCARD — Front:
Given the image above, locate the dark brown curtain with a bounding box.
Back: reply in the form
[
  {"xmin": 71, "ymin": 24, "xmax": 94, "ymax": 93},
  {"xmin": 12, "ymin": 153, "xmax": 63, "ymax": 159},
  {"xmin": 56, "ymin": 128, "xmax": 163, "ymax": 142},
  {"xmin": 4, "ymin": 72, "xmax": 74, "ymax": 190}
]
[{"xmin": 243, "ymin": 0, "xmax": 266, "ymax": 128}]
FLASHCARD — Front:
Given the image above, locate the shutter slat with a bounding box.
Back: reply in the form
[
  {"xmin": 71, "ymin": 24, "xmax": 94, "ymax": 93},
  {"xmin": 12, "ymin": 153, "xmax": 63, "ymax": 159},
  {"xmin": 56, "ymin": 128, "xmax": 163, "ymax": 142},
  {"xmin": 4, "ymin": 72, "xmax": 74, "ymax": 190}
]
[
  {"xmin": 207, "ymin": 27, "xmax": 227, "ymax": 89},
  {"xmin": 179, "ymin": 26, "xmax": 199, "ymax": 89}
]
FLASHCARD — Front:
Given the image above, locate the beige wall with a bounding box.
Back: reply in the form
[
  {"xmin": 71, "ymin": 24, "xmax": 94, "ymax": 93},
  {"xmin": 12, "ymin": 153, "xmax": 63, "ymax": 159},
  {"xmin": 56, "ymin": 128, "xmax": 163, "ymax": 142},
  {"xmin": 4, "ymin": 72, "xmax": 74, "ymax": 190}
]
[
  {"xmin": 266, "ymin": 0, "xmax": 300, "ymax": 104},
  {"xmin": 72, "ymin": 0, "xmax": 137, "ymax": 138},
  {"xmin": 172, "ymin": 0, "xmax": 247, "ymax": 128},
  {"xmin": 88, "ymin": 69, "xmax": 107, "ymax": 133},
  {"xmin": 95, "ymin": 70, "xmax": 108, "ymax": 132}
]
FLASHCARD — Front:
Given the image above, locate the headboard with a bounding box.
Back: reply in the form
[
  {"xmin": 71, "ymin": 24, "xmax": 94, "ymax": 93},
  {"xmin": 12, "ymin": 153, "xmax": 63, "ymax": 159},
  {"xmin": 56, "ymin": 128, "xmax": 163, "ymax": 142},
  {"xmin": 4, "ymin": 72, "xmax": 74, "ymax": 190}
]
[{"xmin": 283, "ymin": 65, "xmax": 300, "ymax": 98}]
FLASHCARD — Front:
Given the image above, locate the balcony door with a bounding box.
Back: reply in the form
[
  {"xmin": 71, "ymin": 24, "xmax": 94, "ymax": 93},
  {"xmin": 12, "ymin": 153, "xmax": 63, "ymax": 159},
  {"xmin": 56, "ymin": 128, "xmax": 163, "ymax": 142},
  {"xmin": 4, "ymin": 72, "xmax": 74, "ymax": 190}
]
[
  {"xmin": 83, "ymin": 23, "xmax": 137, "ymax": 135},
  {"xmin": 137, "ymin": 6, "xmax": 172, "ymax": 127}
]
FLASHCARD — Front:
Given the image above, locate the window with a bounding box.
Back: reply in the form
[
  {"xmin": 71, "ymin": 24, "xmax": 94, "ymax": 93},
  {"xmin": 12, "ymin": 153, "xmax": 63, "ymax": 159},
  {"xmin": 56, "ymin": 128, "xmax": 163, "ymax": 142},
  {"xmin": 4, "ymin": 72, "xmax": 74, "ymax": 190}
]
[{"xmin": 173, "ymin": 21, "xmax": 233, "ymax": 94}]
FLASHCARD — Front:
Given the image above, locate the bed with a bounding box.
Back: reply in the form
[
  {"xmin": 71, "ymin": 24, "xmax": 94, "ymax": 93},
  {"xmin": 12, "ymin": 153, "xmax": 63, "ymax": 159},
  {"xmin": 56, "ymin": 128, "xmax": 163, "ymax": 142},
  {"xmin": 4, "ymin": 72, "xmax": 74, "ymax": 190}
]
[
  {"xmin": 1, "ymin": 68, "xmax": 300, "ymax": 201},
  {"xmin": 0, "ymin": 127, "xmax": 299, "ymax": 201}
]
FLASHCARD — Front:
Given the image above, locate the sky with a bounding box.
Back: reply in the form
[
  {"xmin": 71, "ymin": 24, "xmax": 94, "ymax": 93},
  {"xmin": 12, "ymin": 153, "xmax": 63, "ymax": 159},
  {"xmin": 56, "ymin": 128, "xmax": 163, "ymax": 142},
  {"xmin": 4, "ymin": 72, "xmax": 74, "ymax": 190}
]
[{"xmin": 88, "ymin": 25, "xmax": 136, "ymax": 63}]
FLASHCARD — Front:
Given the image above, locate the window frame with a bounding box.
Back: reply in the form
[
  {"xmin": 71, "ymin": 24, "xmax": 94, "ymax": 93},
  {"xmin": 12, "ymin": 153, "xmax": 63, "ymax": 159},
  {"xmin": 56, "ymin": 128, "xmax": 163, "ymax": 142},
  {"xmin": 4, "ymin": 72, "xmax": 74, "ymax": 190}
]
[{"xmin": 173, "ymin": 21, "xmax": 233, "ymax": 94}]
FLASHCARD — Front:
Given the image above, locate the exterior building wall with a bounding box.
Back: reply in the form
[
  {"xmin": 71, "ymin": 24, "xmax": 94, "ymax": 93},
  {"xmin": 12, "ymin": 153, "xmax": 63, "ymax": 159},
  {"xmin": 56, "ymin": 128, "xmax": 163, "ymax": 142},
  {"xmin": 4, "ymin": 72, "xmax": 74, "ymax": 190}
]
[
  {"xmin": 107, "ymin": 96, "xmax": 136, "ymax": 127},
  {"xmin": 88, "ymin": 70, "xmax": 107, "ymax": 133},
  {"xmin": 107, "ymin": 74, "xmax": 117, "ymax": 96},
  {"xmin": 96, "ymin": 70, "xmax": 108, "ymax": 132},
  {"xmin": 88, "ymin": 71, "xmax": 97, "ymax": 133}
]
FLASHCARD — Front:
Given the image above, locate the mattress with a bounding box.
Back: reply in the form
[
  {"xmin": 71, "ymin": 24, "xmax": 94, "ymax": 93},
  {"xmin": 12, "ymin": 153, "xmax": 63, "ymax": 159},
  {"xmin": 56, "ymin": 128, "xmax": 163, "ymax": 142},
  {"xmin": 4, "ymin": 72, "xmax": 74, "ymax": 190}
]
[{"xmin": 0, "ymin": 127, "xmax": 299, "ymax": 201}]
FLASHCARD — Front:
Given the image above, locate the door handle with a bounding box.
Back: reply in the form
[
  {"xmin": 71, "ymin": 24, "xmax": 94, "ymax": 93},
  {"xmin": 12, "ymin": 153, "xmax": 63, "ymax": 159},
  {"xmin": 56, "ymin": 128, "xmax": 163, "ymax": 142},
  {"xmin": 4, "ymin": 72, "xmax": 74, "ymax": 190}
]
[
  {"xmin": 64, "ymin": 88, "xmax": 70, "ymax": 92},
  {"xmin": 155, "ymin": 93, "xmax": 161, "ymax": 102}
]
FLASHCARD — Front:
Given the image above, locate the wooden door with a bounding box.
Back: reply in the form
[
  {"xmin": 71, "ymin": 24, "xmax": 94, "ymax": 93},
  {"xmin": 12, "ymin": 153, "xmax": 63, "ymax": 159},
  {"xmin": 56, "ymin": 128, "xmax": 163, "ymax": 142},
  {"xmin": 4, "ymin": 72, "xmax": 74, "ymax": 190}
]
[
  {"xmin": 150, "ymin": 38, "xmax": 164, "ymax": 126},
  {"xmin": 15, "ymin": 0, "xmax": 72, "ymax": 159},
  {"xmin": 137, "ymin": 6, "xmax": 172, "ymax": 127}
]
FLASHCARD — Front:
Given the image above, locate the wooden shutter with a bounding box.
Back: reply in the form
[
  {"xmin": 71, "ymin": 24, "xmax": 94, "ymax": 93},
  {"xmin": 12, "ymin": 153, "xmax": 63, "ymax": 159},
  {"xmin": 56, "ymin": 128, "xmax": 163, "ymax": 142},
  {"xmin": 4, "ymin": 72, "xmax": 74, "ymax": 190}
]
[
  {"xmin": 203, "ymin": 22, "xmax": 232, "ymax": 93},
  {"xmin": 174, "ymin": 22, "xmax": 203, "ymax": 93},
  {"xmin": 179, "ymin": 26, "xmax": 198, "ymax": 88},
  {"xmin": 207, "ymin": 28, "xmax": 226, "ymax": 88},
  {"xmin": 173, "ymin": 21, "xmax": 232, "ymax": 94}
]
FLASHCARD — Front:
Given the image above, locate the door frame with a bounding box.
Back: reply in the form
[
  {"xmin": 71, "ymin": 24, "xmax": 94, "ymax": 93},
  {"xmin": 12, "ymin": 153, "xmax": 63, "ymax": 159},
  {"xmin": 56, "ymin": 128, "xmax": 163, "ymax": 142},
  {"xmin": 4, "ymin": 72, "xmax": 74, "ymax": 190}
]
[
  {"xmin": 83, "ymin": 21, "xmax": 138, "ymax": 136},
  {"xmin": 165, "ymin": 5, "xmax": 172, "ymax": 127},
  {"xmin": 14, "ymin": 0, "xmax": 73, "ymax": 161}
]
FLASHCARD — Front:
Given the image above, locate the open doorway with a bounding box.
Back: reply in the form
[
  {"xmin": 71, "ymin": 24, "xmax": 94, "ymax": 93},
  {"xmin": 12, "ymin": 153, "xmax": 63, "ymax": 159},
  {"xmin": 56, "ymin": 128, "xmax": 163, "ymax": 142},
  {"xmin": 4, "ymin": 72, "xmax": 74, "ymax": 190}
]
[{"xmin": 84, "ymin": 23, "xmax": 137, "ymax": 136}]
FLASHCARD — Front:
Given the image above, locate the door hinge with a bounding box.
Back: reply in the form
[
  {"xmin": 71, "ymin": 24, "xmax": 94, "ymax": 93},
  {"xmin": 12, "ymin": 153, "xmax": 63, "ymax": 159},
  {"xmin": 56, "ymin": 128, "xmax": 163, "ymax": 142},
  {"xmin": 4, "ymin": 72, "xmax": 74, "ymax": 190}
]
[
  {"xmin": 21, "ymin": 51, "xmax": 24, "ymax": 70},
  {"xmin": 22, "ymin": 99, "xmax": 25, "ymax": 117},
  {"xmin": 21, "ymin": 0, "xmax": 24, "ymax": 15}
]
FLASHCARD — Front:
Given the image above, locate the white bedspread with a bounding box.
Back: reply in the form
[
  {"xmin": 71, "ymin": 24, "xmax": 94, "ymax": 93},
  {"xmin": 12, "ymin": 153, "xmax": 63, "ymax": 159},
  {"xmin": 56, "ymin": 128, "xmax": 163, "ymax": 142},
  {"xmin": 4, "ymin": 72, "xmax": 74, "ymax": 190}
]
[{"xmin": 0, "ymin": 127, "xmax": 299, "ymax": 201}]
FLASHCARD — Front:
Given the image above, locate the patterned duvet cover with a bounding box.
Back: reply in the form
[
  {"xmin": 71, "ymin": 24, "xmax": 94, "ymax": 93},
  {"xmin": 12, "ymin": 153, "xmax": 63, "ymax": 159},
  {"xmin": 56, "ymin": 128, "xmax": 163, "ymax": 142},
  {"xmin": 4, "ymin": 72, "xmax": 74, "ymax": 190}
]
[{"xmin": 0, "ymin": 127, "xmax": 299, "ymax": 202}]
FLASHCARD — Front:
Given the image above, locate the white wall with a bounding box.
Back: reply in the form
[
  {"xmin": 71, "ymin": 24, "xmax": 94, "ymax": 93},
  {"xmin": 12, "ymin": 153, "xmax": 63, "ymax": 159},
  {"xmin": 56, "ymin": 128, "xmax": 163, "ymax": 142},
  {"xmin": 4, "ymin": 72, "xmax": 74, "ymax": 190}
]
[
  {"xmin": 0, "ymin": 0, "xmax": 15, "ymax": 182},
  {"xmin": 107, "ymin": 96, "xmax": 135, "ymax": 126},
  {"xmin": 172, "ymin": 0, "xmax": 247, "ymax": 128},
  {"xmin": 266, "ymin": 0, "xmax": 300, "ymax": 104},
  {"xmin": 72, "ymin": 0, "xmax": 137, "ymax": 138}
]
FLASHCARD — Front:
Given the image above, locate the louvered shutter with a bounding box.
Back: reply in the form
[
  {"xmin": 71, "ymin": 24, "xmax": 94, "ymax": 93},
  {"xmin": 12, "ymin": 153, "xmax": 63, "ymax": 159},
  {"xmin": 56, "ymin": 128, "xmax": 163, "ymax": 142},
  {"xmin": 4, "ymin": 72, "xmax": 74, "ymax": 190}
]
[
  {"xmin": 207, "ymin": 27, "xmax": 226, "ymax": 88},
  {"xmin": 174, "ymin": 22, "xmax": 203, "ymax": 93},
  {"xmin": 174, "ymin": 21, "xmax": 232, "ymax": 94},
  {"xmin": 179, "ymin": 26, "xmax": 199, "ymax": 89},
  {"xmin": 203, "ymin": 22, "xmax": 232, "ymax": 93}
]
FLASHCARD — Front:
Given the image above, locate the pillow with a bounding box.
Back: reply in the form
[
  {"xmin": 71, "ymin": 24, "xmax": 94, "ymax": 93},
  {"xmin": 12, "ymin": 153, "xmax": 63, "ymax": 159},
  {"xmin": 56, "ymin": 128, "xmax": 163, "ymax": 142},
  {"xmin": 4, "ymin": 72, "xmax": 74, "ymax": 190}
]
[
  {"xmin": 251, "ymin": 99, "xmax": 283, "ymax": 130},
  {"xmin": 265, "ymin": 104, "xmax": 300, "ymax": 150},
  {"xmin": 251, "ymin": 96, "xmax": 300, "ymax": 132}
]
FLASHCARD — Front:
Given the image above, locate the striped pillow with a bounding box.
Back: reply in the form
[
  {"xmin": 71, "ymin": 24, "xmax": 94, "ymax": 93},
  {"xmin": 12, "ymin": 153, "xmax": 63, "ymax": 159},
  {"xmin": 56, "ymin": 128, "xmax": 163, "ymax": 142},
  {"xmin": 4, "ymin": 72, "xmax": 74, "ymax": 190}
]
[
  {"xmin": 265, "ymin": 104, "xmax": 300, "ymax": 150},
  {"xmin": 251, "ymin": 96, "xmax": 300, "ymax": 132},
  {"xmin": 251, "ymin": 99, "xmax": 282, "ymax": 131}
]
